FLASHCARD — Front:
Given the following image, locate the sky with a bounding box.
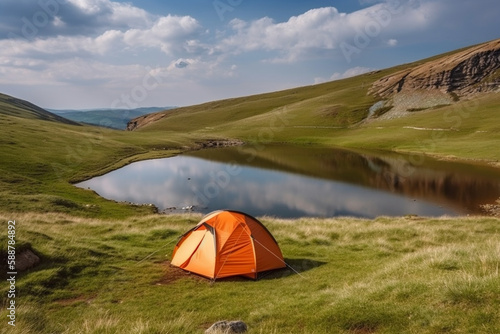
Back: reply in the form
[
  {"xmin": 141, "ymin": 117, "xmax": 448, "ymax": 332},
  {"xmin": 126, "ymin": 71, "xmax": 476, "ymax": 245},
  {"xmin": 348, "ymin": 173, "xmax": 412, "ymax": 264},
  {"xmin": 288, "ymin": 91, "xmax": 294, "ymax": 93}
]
[{"xmin": 0, "ymin": 0, "xmax": 499, "ymax": 109}]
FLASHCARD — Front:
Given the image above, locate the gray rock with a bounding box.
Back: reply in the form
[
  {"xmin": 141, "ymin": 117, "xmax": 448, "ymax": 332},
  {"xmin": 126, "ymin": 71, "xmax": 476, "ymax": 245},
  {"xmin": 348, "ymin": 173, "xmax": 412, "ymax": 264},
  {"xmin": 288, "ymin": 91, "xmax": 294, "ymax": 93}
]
[
  {"xmin": 16, "ymin": 249, "xmax": 40, "ymax": 271},
  {"xmin": 205, "ymin": 320, "xmax": 247, "ymax": 334}
]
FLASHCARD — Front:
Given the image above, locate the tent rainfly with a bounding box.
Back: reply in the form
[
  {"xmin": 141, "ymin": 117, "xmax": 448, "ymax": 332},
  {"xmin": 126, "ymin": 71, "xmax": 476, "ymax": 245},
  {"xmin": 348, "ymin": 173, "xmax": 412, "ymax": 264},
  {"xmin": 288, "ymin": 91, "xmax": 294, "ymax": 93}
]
[{"xmin": 171, "ymin": 210, "xmax": 286, "ymax": 279}]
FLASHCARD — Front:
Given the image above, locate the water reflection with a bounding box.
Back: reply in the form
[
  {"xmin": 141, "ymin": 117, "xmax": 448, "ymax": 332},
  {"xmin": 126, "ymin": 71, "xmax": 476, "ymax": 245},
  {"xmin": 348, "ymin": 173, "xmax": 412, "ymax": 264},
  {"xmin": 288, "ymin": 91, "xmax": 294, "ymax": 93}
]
[{"xmin": 76, "ymin": 145, "xmax": 500, "ymax": 218}]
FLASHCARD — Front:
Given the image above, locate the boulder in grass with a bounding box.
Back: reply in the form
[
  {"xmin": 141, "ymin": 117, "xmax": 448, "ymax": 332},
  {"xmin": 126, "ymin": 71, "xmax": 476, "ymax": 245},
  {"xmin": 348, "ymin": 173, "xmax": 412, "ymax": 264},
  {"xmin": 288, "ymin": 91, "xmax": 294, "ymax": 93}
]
[
  {"xmin": 205, "ymin": 320, "xmax": 247, "ymax": 334},
  {"xmin": 16, "ymin": 249, "xmax": 40, "ymax": 271}
]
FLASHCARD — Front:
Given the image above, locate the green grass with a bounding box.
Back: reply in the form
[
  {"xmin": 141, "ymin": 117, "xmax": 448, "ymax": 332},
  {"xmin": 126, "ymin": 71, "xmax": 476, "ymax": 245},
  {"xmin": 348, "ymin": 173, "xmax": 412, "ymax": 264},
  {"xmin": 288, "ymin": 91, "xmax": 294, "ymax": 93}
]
[
  {"xmin": 134, "ymin": 70, "xmax": 384, "ymax": 134},
  {"xmin": 329, "ymin": 93, "xmax": 500, "ymax": 162},
  {"xmin": 1, "ymin": 213, "xmax": 499, "ymax": 333}
]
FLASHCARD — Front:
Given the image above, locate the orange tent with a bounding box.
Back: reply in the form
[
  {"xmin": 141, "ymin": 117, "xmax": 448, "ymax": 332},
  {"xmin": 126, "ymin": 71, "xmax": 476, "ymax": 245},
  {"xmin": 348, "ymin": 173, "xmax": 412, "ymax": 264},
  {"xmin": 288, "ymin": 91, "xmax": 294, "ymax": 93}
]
[{"xmin": 171, "ymin": 210, "xmax": 286, "ymax": 279}]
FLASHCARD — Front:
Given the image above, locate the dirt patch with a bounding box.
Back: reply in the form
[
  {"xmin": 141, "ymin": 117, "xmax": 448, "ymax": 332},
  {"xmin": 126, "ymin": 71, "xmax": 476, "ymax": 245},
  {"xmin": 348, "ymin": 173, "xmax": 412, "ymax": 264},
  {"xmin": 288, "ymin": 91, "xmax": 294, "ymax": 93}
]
[{"xmin": 155, "ymin": 261, "xmax": 209, "ymax": 285}]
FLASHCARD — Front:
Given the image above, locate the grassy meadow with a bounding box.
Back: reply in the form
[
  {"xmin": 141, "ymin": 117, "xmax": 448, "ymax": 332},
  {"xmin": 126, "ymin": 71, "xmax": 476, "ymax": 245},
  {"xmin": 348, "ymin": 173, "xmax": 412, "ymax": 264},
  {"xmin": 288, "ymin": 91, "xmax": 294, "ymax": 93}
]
[
  {"xmin": 1, "ymin": 213, "xmax": 499, "ymax": 333},
  {"xmin": 1, "ymin": 41, "xmax": 500, "ymax": 333}
]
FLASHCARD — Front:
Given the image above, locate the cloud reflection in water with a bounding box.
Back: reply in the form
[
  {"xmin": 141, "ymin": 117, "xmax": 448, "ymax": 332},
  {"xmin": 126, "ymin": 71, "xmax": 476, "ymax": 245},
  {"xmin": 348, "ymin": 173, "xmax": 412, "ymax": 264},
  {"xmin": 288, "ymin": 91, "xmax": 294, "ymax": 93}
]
[{"xmin": 77, "ymin": 155, "xmax": 457, "ymax": 218}]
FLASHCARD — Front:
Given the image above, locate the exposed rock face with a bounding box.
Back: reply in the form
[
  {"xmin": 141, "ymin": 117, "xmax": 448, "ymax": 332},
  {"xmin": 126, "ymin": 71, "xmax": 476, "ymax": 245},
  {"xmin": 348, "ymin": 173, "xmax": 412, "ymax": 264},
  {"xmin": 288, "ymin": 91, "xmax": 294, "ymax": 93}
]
[
  {"xmin": 126, "ymin": 112, "xmax": 167, "ymax": 130},
  {"xmin": 205, "ymin": 320, "xmax": 248, "ymax": 334},
  {"xmin": 370, "ymin": 39, "xmax": 500, "ymax": 98}
]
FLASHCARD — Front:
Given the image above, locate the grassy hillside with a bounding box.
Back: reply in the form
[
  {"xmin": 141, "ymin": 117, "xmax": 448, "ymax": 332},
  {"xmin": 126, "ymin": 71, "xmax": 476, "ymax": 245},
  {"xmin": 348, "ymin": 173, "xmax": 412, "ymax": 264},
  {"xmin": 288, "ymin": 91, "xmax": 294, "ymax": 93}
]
[
  {"xmin": 0, "ymin": 93, "xmax": 79, "ymax": 125},
  {"xmin": 132, "ymin": 78, "xmax": 500, "ymax": 163},
  {"xmin": 131, "ymin": 39, "xmax": 500, "ymax": 163},
  {"xmin": 130, "ymin": 69, "xmax": 387, "ymax": 133},
  {"xmin": 329, "ymin": 92, "xmax": 500, "ymax": 162}
]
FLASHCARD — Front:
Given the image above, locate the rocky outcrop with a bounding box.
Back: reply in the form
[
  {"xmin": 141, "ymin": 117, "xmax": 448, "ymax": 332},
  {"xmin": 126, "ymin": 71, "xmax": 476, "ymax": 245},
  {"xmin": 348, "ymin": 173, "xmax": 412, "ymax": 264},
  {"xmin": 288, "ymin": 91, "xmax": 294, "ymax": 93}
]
[
  {"xmin": 205, "ymin": 320, "xmax": 248, "ymax": 334},
  {"xmin": 370, "ymin": 38, "xmax": 500, "ymax": 98},
  {"xmin": 195, "ymin": 139, "xmax": 244, "ymax": 149},
  {"xmin": 16, "ymin": 249, "xmax": 41, "ymax": 271},
  {"xmin": 126, "ymin": 112, "xmax": 168, "ymax": 130},
  {"xmin": 481, "ymin": 198, "xmax": 500, "ymax": 217}
]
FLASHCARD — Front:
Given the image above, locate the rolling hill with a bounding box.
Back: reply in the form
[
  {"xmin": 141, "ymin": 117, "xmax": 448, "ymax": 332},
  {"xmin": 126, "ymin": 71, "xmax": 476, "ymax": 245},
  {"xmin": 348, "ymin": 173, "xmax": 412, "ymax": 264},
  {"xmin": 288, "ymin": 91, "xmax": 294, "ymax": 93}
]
[
  {"xmin": 0, "ymin": 93, "xmax": 79, "ymax": 125},
  {"xmin": 125, "ymin": 69, "xmax": 385, "ymax": 132},
  {"xmin": 127, "ymin": 38, "xmax": 500, "ymax": 147}
]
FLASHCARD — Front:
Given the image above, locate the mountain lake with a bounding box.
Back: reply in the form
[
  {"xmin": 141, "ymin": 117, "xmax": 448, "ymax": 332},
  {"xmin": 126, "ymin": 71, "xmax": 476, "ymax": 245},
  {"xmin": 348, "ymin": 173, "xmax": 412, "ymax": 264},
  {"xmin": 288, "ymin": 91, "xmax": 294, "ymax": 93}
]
[{"xmin": 76, "ymin": 144, "xmax": 500, "ymax": 218}]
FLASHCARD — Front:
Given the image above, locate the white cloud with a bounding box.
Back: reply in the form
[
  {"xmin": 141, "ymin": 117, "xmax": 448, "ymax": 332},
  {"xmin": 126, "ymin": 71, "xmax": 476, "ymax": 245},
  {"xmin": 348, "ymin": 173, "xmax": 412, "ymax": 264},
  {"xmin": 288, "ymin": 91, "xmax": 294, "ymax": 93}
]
[
  {"xmin": 67, "ymin": 0, "xmax": 107, "ymax": 15},
  {"xmin": 331, "ymin": 66, "xmax": 374, "ymax": 80},
  {"xmin": 151, "ymin": 15, "xmax": 201, "ymax": 40},
  {"xmin": 0, "ymin": 57, "xmax": 144, "ymax": 86},
  {"xmin": 221, "ymin": 8, "xmax": 345, "ymax": 62},
  {"xmin": 66, "ymin": 0, "xmax": 153, "ymax": 28},
  {"xmin": 387, "ymin": 38, "xmax": 398, "ymax": 46},
  {"xmin": 0, "ymin": 0, "xmax": 156, "ymax": 40},
  {"xmin": 106, "ymin": 0, "xmax": 153, "ymax": 28},
  {"xmin": 218, "ymin": 2, "xmax": 440, "ymax": 63},
  {"xmin": 122, "ymin": 15, "xmax": 204, "ymax": 55},
  {"xmin": 52, "ymin": 16, "xmax": 65, "ymax": 28},
  {"xmin": 0, "ymin": 13, "xmax": 204, "ymax": 58}
]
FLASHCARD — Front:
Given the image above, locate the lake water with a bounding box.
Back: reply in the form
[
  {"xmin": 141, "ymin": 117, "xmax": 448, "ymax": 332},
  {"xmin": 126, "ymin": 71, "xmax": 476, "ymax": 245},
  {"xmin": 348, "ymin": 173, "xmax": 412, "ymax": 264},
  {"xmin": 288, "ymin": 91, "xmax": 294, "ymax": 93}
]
[{"xmin": 76, "ymin": 145, "xmax": 500, "ymax": 218}]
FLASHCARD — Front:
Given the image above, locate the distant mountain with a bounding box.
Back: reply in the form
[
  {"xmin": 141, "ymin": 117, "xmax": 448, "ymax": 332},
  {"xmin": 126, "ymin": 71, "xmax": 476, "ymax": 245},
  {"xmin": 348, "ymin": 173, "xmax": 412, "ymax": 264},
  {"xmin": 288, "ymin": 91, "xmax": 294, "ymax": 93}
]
[
  {"xmin": 0, "ymin": 93, "xmax": 79, "ymax": 125},
  {"xmin": 49, "ymin": 107, "xmax": 175, "ymax": 129}
]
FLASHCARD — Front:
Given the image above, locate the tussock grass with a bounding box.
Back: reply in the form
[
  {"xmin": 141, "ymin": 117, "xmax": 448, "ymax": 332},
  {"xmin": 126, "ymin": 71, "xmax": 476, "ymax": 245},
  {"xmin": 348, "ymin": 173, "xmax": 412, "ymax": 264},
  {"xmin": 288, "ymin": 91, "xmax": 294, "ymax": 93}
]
[{"xmin": 1, "ymin": 213, "xmax": 499, "ymax": 333}]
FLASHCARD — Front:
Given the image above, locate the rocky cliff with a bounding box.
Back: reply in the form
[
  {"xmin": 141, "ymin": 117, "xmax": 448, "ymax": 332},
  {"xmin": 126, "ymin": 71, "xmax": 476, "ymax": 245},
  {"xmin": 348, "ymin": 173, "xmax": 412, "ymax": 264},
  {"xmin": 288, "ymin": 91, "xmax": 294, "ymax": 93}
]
[
  {"xmin": 126, "ymin": 112, "xmax": 168, "ymax": 131},
  {"xmin": 370, "ymin": 38, "xmax": 500, "ymax": 98}
]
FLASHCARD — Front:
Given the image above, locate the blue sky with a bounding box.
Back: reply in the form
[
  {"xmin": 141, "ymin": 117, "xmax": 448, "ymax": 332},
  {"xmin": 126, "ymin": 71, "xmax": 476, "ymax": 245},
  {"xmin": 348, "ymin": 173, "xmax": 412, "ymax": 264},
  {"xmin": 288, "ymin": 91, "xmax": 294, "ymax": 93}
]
[{"xmin": 0, "ymin": 0, "xmax": 499, "ymax": 109}]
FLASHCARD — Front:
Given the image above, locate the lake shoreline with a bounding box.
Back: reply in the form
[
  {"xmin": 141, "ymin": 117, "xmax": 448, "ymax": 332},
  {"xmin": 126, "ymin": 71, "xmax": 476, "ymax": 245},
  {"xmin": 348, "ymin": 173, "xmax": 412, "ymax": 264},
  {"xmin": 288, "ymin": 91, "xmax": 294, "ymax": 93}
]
[{"xmin": 76, "ymin": 142, "xmax": 500, "ymax": 219}]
